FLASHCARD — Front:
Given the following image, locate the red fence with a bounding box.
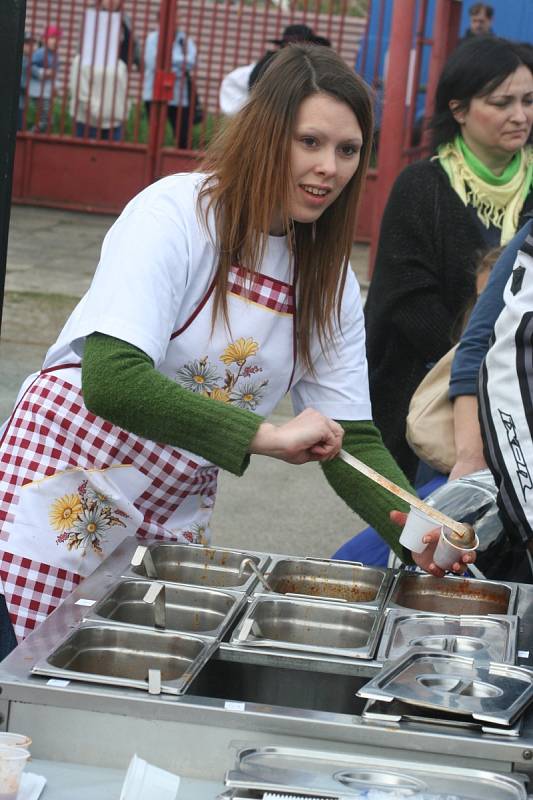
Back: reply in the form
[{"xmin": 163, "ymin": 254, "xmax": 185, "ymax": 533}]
[{"xmin": 15, "ymin": 1, "xmax": 370, "ymax": 229}]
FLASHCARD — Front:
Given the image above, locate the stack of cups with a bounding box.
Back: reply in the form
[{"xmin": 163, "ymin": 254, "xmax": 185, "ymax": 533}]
[
  {"xmin": 399, "ymin": 506, "xmax": 478, "ymax": 570},
  {"xmin": 119, "ymin": 754, "xmax": 180, "ymax": 800},
  {"xmin": 0, "ymin": 734, "xmax": 31, "ymax": 800}
]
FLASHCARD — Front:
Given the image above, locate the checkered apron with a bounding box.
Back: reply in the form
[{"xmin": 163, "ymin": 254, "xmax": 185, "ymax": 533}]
[
  {"xmin": 479, "ymin": 233, "xmax": 533, "ymax": 546},
  {"xmin": 0, "ymin": 264, "xmax": 296, "ymax": 640}
]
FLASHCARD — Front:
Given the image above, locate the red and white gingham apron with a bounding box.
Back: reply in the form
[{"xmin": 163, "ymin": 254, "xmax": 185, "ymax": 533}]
[{"xmin": 0, "ymin": 264, "xmax": 296, "ymax": 639}]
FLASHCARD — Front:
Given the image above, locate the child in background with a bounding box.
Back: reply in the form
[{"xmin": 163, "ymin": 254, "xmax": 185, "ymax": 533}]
[
  {"xmin": 29, "ymin": 25, "xmax": 61, "ymax": 133},
  {"xmin": 18, "ymin": 34, "xmax": 34, "ymax": 131}
]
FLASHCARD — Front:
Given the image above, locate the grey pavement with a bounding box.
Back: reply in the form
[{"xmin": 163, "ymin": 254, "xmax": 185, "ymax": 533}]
[{"xmin": 1, "ymin": 204, "xmax": 371, "ymax": 558}]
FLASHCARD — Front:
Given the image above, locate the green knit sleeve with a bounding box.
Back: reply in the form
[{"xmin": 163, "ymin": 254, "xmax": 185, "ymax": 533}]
[
  {"xmin": 81, "ymin": 332, "xmax": 264, "ymax": 475},
  {"xmin": 321, "ymin": 420, "xmax": 415, "ymax": 563}
]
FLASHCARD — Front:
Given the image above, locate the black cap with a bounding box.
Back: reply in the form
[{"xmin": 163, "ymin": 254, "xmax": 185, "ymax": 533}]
[{"xmin": 270, "ymin": 24, "xmax": 315, "ymax": 46}]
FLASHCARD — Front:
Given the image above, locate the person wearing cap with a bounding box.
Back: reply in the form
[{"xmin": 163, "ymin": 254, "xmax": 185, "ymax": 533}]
[
  {"xmin": 219, "ymin": 24, "xmax": 329, "ymax": 117},
  {"xmin": 29, "ymin": 25, "xmax": 61, "ymax": 134},
  {"xmin": 248, "ymin": 24, "xmax": 329, "ymax": 92}
]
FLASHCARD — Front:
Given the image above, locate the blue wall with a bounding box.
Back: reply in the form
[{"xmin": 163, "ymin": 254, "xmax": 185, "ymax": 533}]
[
  {"xmin": 459, "ymin": 0, "xmax": 533, "ymax": 41},
  {"xmin": 358, "ymin": 0, "xmax": 533, "ymax": 87}
]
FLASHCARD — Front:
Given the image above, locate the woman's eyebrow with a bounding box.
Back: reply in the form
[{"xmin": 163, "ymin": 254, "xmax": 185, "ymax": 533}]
[{"xmin": 490, "ymin": 90, "xmax": 533, "ymax": 99}]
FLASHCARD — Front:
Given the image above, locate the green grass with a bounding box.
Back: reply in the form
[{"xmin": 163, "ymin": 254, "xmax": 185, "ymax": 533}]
[
  {"xmin": 238, "ymin": 0, "xmax": 368, "ymax": 13},
  {"xmin": 22, "ymin": 99, "xmax": 217, "ymax": 149}
]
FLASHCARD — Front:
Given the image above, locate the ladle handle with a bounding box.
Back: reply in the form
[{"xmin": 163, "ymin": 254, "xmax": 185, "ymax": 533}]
[{"xmin": 338, "ymin": 449, "xmax": 470, "ymax": 538}]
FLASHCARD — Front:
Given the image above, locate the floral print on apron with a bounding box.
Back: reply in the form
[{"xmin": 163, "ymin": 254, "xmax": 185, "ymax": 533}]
[{"xmin": 0, "ymin": 262, "xmax": 296, "ymax": 639}]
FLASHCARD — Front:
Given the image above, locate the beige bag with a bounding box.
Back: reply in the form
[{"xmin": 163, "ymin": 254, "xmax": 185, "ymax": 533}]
[{"xmin": 405, "ymin": 345, "xmax": 457, "ymax": 474}]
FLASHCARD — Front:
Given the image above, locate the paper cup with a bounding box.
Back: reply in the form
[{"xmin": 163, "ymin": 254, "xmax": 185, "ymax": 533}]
[
  {"xmin": 119, "ymin": 753, "xmax": 180, "ymax": 800},
  {"xmin": 0, "ymin": 746, "xmax": 30, "ymax": 800},
  {"xmin": 0, "ymin": 733, "xmax": 31, "ymax": 749},
  {"xmin": 433, "ymin": 528, "xmax": 479, "ymax": 571},
  {"xmin": 399, "ymin": 506, "xmax": 440, "ymax": 553}
]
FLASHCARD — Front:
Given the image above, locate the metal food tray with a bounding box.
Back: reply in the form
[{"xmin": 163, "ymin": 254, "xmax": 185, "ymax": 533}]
[
  {"xmin": 123, "ymin": 542, "xmax": 270, "ymax": 594},
  {"xmin": 357, "ymin": 649, "xmax": 533, "ymax": 726},
  {"xmin": 229, "ymin": 594, "xmax": 383, "ymax": 660},
  {"xmin": 376, "ymin": 610, "xmax": 518, "ymax": 665},
  {"xmin": 224, "ymin": 743, "xmax": 528, "ymax": 799},
  {"xmin": 32, "ymin": 622, "xmax": 217, "ymax": 696},
  {"xmin": 255, "ymin": 555, "xmax": 393, "ymax": 609},
  {"xmin": 387, "ymin": 571, "xmax": 517, "ymax": 616},
  {"xmin": 84, "ymin": 579, "xmax": 246, "ymax": 639},
  {"xmin": 362, "ymin": 696, "xmax": 523, "ymax": 737}
]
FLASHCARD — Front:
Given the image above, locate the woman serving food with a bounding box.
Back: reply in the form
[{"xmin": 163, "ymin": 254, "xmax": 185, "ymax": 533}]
[{"xmin": 0, "ymin": 45, "xmax": 472, "ymax": 651}]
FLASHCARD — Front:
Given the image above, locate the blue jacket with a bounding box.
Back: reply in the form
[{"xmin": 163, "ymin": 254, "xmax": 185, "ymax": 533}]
[
  {"xmin": 142, "ymin": 30, "xmax": 196, "ymax": 107},
  {"xmin": 449, "ymin": 218, "xmax": 533, "ymax": 399},
  {"xmin": 29, "ymin": 46, "xmax": 60, "ymax": 99}
]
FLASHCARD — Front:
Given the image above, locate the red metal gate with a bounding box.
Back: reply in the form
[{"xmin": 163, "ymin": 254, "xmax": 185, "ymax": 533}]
[{"xmin": 14, "ymin": 0, "xmax": 366, "ymax": 215}]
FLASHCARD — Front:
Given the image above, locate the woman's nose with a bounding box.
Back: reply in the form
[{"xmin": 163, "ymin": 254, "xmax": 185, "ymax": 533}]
[
  {"xmin": 315, "ymin": 149, "xmax": 337, "ymax": 176},
  {"xmin": 510, "ymin": 102, "xmax": 530, "ymax": 123}
]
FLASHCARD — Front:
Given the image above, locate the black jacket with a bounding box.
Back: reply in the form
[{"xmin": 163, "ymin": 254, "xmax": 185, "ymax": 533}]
[{"xmin": 364, "ymin": 158, "xmax": 533, "ymax": 480}]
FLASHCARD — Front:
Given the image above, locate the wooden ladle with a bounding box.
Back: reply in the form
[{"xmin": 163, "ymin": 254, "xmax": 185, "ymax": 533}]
[{"xmin": 338, "ymin": 449, "xmax": 475, "ymax": 543}]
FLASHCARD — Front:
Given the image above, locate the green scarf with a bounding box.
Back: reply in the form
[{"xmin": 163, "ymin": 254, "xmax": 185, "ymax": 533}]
[{"xmin": 435, "ymin": 136, "xmax": 533, "ymax": 244}]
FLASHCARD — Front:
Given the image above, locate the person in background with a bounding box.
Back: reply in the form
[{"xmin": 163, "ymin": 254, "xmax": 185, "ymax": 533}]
[
  {"xmin": 0, "ymin": 44, "xmax": 473, "ymax": 657},
  {"xmin": 29, "ymin": 25, "xmax": 61, "ymax": 134},
  {"xmin": 475, "ymin": 228, "xmax": 533, "ymax": 582},
  {"xmin": 219, "ymin": 24, "xmax": 329, "ymax": 116},
  {"xmin": 143, "ymin": 29, "xmax": 197, "ymax": 148},
  {"xmin": 449, "ymin": 224, "xmax": 533, "ymax": 485},
  {"xmin": 18, "ymin": 34, "xmax": 34, "ymax": 131},
  {"xmin": 248, "ymin": 24, "xmax": 330, "ymax": 91},
  {"xmin": 70, "ymin": 0, "xmax": 139, "ymax": 141},
  {"xmin": 219, "ymin": 61, "xmax": 256, "ymax": 116},
  {"xmin": 365, "ymin": 37, "xmax": 533, "ymax": 484},
  {"xmin": 464, "ymin": 3, "xmax": 495, "ymax": 39}
]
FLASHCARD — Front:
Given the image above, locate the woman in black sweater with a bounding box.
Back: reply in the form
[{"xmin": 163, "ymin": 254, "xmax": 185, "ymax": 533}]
[{"xmin": 365, "ymin": 37, "xmax": 533, "ymax": 482}]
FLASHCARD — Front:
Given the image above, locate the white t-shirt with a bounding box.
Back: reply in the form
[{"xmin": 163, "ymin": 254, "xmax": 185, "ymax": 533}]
[
  {"xmin": 219, "ymin": 63, "xmax": 255, "ymax": 115},
  {"xmin": 43, "ymin": 172, "xmax": 372, "ymax": 421}
]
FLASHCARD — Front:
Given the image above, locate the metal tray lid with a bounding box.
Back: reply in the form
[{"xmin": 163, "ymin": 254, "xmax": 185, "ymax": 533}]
[
  {"xmin": 225, "ymin": 744, "xmax": 527, "ymax": 799},
  {"xmin": 376, "ymin": 611, "xmax": 518, "ymax": 665},
  {"xmin": 357, "ymin": 649, "xmax": 533, "ymax": 726},
  {"xmin": 362, "ymin": 696, "xmax": 523, "ymax": 737}
]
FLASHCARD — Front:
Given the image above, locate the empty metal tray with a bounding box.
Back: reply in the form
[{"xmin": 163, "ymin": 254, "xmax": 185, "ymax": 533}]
[
  {"xmin": 387, "ymin": 571, "xmax": 517, "ymax": 616},
  {"xmin": 126, "ymin": 542, "xmax": 269, "ymax": 593},
  {"xmin": 32, "ymin": 623, "xmax": 216, "ymax": 695},
  {"xmin": 229, "ymin": 595, "xmax": 382, "ymax": 660},
  {"xmin": 84, "ymin": 580, "xmax": 245, "ymax": 638},
  {"xmin": 376, "ymin": 611, "xmax": 518, "ymax": 664},
  {"xmin": 357, "ymin": 649, "xmax": 533, "ymax": 726},
  {"xmin": 225, "ymin": 744, "xmax": 528, "ymax": 799},
  {"xmin": 259, "ymin": 556, "xmax": 392, "ymax": 608},
  {"xmin": 362, "ymin": 696, "xmax": 523, "ymax": 737}
]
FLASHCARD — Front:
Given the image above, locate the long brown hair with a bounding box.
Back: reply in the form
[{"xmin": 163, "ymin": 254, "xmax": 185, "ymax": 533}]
[{"xmin": 199, "ymin": 44, "xmax": 373, "ymax": 371}]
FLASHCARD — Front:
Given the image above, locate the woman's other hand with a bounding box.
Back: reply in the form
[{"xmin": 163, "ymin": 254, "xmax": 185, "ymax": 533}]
[
  {"xmin": 390, "ymin": 510, "xmax": 477, "ymax": 577},
  {"xmin": 249, "ymin": 408, "xmax": 344, "ymax": 464}
]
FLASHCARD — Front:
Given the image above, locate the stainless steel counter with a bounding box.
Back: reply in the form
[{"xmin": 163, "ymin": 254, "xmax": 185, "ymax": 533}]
[{"xmin": 2, "ymin": 538, "xmax": 533, "ymax": 787}]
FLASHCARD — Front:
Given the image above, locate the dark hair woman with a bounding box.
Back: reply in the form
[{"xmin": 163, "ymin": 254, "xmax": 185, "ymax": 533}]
[
  {"xmin": 0, "ymin": 45, "xmax": 468, "ymax": 656},
  {"xmin": 364, "ymin": 36, "xmax": 533, "ymax": 484}
]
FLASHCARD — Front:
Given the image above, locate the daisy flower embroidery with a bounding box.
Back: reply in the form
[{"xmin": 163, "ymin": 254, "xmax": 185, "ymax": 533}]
[
  {"xmin": 231, "ymin": 379, "xmax": 268, "ymax": 410},
  {"xmin": 51, "ymin": 479, "xmax": 129, "ymax": 557},
  {"xmin": 175, "ymin": 337, "xmax": 267, "ymax": 410},
  {"xmin": 175, "ymin": 356, "xmax": 220, "ymax": 393}
]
